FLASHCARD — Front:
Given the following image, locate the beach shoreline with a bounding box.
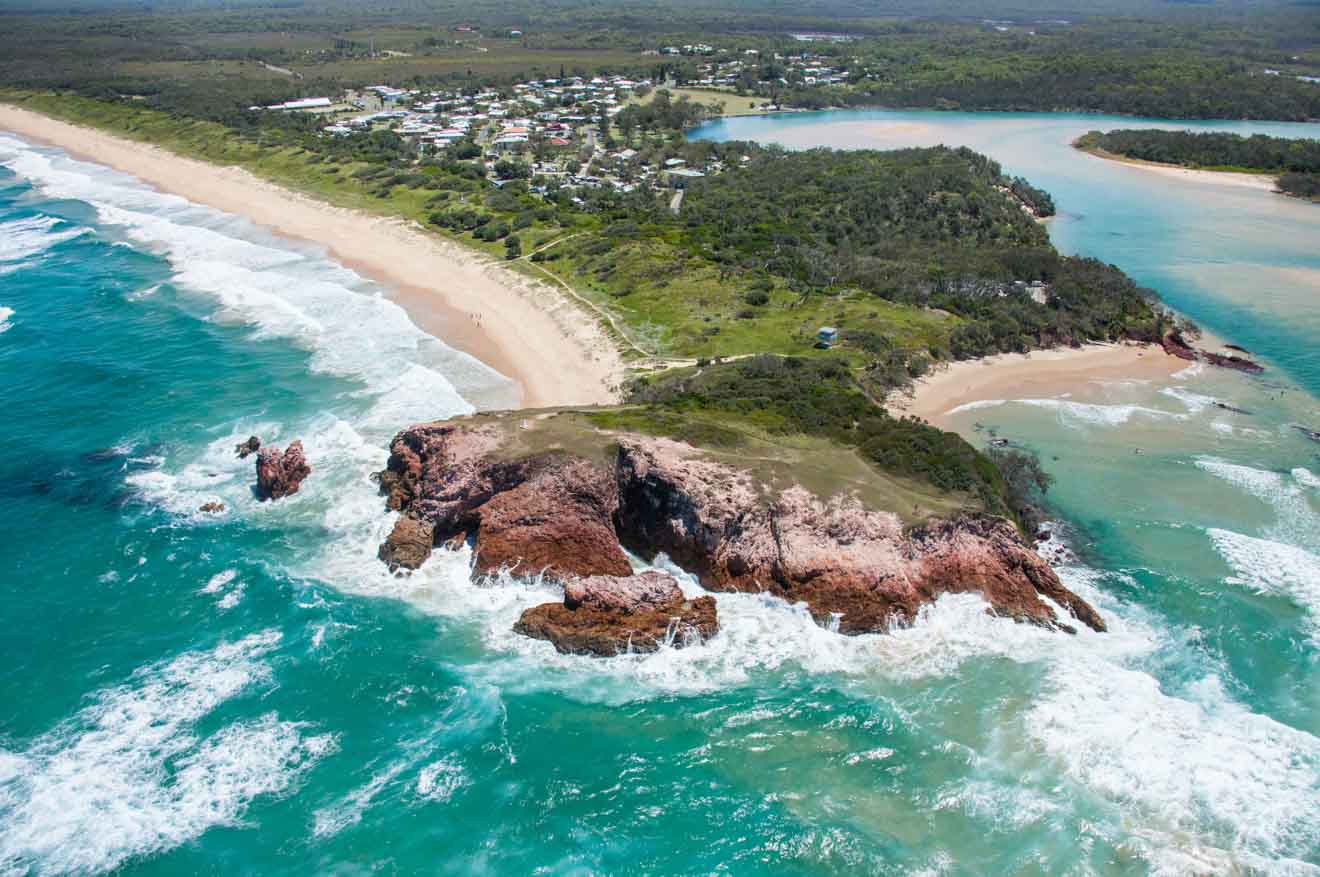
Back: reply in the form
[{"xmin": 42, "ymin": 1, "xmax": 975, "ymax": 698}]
[
  {"xmin": 895, "ymin": 343, "xmax": 1185, "ymax": 427},
  {"xmin": 0, "ymin": 103, "xmax": 623, "ymax": 409},
  {"xmin": 1073, "ymin": 142, "xmax": 1277, "ymax": 192}
]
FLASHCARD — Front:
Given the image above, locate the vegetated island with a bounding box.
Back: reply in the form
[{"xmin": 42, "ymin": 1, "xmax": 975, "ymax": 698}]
[
  {"xmin": 2, "ymin": 98, "xmax": 1262, "ymax": 656},
  {"xmin": 1074, "ymin": 129, "xmax": 1320, "ymax": 202}
]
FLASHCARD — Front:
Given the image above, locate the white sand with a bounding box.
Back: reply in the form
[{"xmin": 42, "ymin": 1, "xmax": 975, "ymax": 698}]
[
  {"xmin": 0, "ymin": 104, "xmax": 623, "ymax": 408},
  {"xmin": 895, "ymin": 343, "xmax": 1183, "ymax": 427},
  {"xmin": 1080, "ymin": 147, "xmax": 1277, "ymax": 192}
]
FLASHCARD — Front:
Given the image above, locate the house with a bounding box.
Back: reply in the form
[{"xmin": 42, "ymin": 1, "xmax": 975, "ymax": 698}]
[
  {"xmin": 816, "ymin": 326, "xmax": 839, "ymax": 346},
  {"xmin": 265, "ymin": 97, "xmax": 333, "ymax": 111},
  {"xmin": 663, "ymin": 168, "xmax": 706, "ymax": 188}
]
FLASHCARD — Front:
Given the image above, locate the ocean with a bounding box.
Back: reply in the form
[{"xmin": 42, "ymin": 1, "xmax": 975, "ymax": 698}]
[{"xmin": 1, "ymin": 113, "xmax": 1318, "ymax": 876}]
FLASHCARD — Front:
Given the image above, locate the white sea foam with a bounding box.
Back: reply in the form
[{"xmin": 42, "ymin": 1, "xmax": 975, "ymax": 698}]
[
  {"xmin": 1207, "ymin": 527, "xmax": 1320, "ymax": 643},
  {"xmin": 416, "ymin": 756, "xmax": 469, "ymax": 802},
  {"xmin": 946, "ymin": 399, "xmax": 1006, "ymax": 415},
  {"xmin": 1294, "ymin": 467, "xmax": 1320, "ymax": 491},
  {"xmin": 313, "ymin": 760, "xmax": 411, "ymax": 838},
  {"xmin": 950, "ymin": 397, "xmax": 1177, "ymax": 427},
  {"xmin": 0, "ymin": 631, "xmax": 335, "ymax": 876},
  {"xmin": 0, "ymin": 214, "xmax": 89, "ymax": 265},
  {"xmin": 1159, "ymin": 385, "xmax": 1219, "ymax": 415},
  {"xmin": 0, "ymin": 306, "xmax": 12, "ymax": 334},
  {"xmin": 201, "ymin": 569, "xmax": 238, "ymax": 594},
  {"xmin": 1017, "ymin": 397, "xmax": 1176, "ymax": 427},
  {"xmin": 1195, "ymin": 457, "xmax": 1320, "ymax": 547},
  {"xmin": 0, "ymin": 136, "xmax": 516, "ymax": 417},
  {"xmin": 321, "ymin": 539, "xmax": 1320, "ymax": 871},
  {"xmin": 1029, "ymin": 670, "xmax": 1320, "ymax": 869}
]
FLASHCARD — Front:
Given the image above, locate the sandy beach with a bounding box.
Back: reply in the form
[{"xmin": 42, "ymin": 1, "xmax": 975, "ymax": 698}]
[
  {"xmin": 0, "ymin": 104, "xmax": 623, "ymax": 409},
  {"xmin": 896, "ymin": 343, "xmax": 1184, "ymax": 427},
  {"xmin": 1077, "ymin": 145, "xmax": 1277, "ymax": 192}
]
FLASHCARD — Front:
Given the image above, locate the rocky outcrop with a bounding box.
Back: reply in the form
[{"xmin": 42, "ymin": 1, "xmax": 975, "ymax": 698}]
[
  {"xmin": 199, "ymin": 501, "xmax": 225, "ymax": 514},
  {"xmin": 235, "ymin": 436, "xmax": 261, "ymax": 459},
  {"xmin": 255, "ymin": 440, "xmax": 310, "ymax": 500},
  {"xmin": 468, "ymin": 456, "xmax": 632, "ymax": 579},
  {"xmin": 1162, "ymin": 331, "xmax": 1263, "ymax": 374},
  {"xmin": 1203, "ymin": 350, "xmax": 1265, "ymax": 374},
  {"xmin": 376, "ymin": 422, "xmax": 630, "ymax": 581},
  {"xmin": 377, "ymin": 418, "xmax": 1105, "ymax": 653},
  {"xmin": 514, "ymin": 571, "xmax": 718, "ymax": 656},
  {"xmin": 614, "ymin": 437, "xmax": 1105, "ymax": 634},
  {"xmin": 379, "ymin": 515, "xmax": 437, "ymax": 571}
]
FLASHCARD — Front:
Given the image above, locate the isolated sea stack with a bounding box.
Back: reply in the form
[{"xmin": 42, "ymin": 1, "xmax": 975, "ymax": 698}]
[
  {"xmin": 375, "ymin": 413, "xmax": 1105, "ymax": 656},
  {"xmin": 255, "ymin": 440, "xmax": 311, "ymax": 500}
]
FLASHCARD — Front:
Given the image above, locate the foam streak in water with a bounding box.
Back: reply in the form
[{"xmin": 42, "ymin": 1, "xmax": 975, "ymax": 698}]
[{"xmin": 0, "ymin": 631, "xmax": 335, "ymax": 876}]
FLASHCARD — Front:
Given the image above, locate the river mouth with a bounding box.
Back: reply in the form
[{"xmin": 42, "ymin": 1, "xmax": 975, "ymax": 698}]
[{"xmin": 1, "ymin": 112, "xmax": 1318, "ymax": 873}]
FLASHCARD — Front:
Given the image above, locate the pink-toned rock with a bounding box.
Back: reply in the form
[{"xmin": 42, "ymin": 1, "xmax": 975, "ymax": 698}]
[
  {"xmin": 376, "ymin": 423, "xmax": 630, "ymax": 580},
  {"xmin": 614, "ymin": 438, "xmax": 1104, "ymax": 634},
  {"xmin": 471, "ymin": 456, "xmax": 632, "ymax": 580},
  {"xmin": 255, "ymin": 440, "xmax": 310, "ymax": 500},
  {"xmin": 375, "ymin": 419, "xmax": 1105, "ymax": 649},
  {"xmin": 515, "ymin": 571, "xmax": 718, "ymax": 656}
]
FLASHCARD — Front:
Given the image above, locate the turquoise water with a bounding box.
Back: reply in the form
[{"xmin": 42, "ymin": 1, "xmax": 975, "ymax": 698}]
[{"xmin": 1, "ymin": 113, "xmax": 1318, "ymax": 876}]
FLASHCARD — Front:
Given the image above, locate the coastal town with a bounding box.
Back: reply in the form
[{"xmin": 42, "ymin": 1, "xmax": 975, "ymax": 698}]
[{"xmin": 251, "ymin": 42, "xmax": 858, "ymax": 198}]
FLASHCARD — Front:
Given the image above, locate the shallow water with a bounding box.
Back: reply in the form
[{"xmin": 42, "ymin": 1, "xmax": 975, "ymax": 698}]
[{"xmin": 1, "ymin": 114, "xmax": 1318, "ymax": 876}]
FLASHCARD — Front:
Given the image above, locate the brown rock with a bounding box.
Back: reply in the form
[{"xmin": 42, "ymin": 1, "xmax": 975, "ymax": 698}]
[
  {"xmin": 615, "ymin": 437, "xmax": 1105, "ymax": 634},
  {"xmin": 255, "ymin": 440, "xmax": 310, "ymax": 500},
  {"xmin": 1162, "ymin": 331, "xmax": 1263, "ymax": 374},
  {"xmin": 1160, "ymin": 331, "xmax": 1198, "ymax": 362},
  {"xmin": 378, "ymin": 515, "xmax": 437, "ymax": 572},
  {"xmin": 376, "ymin": 423, "xmax": 630, "ymax": 580},
  {"xmin": 235, "ymin": 436, "xmax": 261, "ymax": 459},
  {"xmin": 471, "ymin": 456, "xmax": 632, "ymax": 581},
  {"xmin": 199, "ymin": 501, "xmax": 225, "ymax": 514},
  {"xmin": 515, "ymin": 571, "xmax": 718, "ymax": 656},
  {"xmin": 376, "ymin": 420, "xmax": 1104, "ymax": 645}
]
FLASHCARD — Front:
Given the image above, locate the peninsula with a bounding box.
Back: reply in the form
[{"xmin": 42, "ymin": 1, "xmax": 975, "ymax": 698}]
[{"xmin": 1075, "ymin": 129, "xmax": 1320, "ymax": 202}]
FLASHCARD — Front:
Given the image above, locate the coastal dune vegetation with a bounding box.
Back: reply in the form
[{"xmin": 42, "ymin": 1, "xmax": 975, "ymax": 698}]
[{"xmin": 0, "ymin": 0, "xmax": 1287, "ymax": 552}]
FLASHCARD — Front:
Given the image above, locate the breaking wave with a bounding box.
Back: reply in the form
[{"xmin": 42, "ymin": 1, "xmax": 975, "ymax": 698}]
[
  {"xmin": 0, "ymin": 134, "xmax": 517, "ymax": 418},
  {"xmin": 0, "ymin": 213, "xmax": 89, "ymax": 268},
  {"xmin": 0, "ymin": 631, "xmax": 335, "ymax": 876}
]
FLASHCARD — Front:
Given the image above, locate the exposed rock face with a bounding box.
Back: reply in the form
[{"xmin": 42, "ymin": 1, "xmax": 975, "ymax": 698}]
[
  {"xmin": 379, "ymin": 515, "xmax": 437, "ymax": 572},
  {"xmin": 615, "ymin": 437, "xmax": 1105, "ymax": 634},
  {"xmin": 469, "ymin": 456, "xmax": 632, "ymax": 579},
  {"xmin": 235, "ymin": 436, "xmax": 261, "ymax": 459},
  {"xmin": 376, "ymin": 423, "xmax": 631, "ymax": 581},
  {"xmin": 377, "ymin": 419, "xmax": 1106, "ymax": 652},
  {"xmin": 515, "ymin": 571, "xmax": 718, "ymax": 656},
  {"xmin": 255, "ymin": 440, "xmax": 310, "ymax": 500}
]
